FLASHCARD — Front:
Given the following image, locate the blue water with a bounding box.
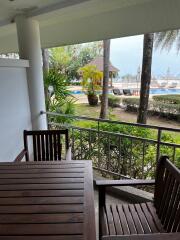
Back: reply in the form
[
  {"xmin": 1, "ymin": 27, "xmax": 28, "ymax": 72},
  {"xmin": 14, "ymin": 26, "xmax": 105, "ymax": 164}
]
[
  {"xmin": 149, "ymin": 89, "xmax": 180, "ymax": 95},
  {"xmin": 70, "ymin": 89, "xmax": 180, "ymax": 95}
]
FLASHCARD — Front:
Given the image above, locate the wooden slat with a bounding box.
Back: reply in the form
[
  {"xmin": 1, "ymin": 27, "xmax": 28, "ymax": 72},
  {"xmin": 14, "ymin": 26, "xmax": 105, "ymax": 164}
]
[
  {"xmin": 117, "ymin": 205, "xmax": 129, "ymax": 235},
  {"xmin": 0, "ymin": 196, "xmax": 84, "ymax": 205},
  {"xmin": 53, "ymin": 133, "xmax": 57, "ymax": 161},
  {"xmin": 158, "ymin": 170, "xmax": 171, "ymax": 218},
  {"xmin": 0, "ymin": 163, "xmax": 85, "ymax": 169},
  {"xmin": 0, "ymin": 168, "xmax": 84, "ymax": 173},
  {"xmin": 0, "ymin": 183, "xmax": 84, "ymax": 190},
  {"xmin": 167, "ymin": 184, "xmax": 180, "ymax": 232},
  {"xmin": 128, "ymin": 204, "xmax": 143, "ymax": 234},
  {"xmin": 41, "ymin": 134, "xmax": 45, "ymax": 160},
  {"xmin": 101, "ymin": 206, "xmax": 109, "ymax": 236},
  {"xmin": 106, "ymin": 205, "xmax": 116, "ymax": 235},
  {"xmin": 0, "ymin": 204, "xmax": 84, "ymax": 214},
  {"xmin": 164, "ymin": 180, "xmax": 179, "ymax": 230},
  {"xmin": 45, "ymin": 133, "xmax": 49, "ymax": 160},
  {"xmin": 111, "ymin": 205, "xmax": 123, "ymax": 235},
  {"xmin": 134, "ymin": 204, "xmax": 151, "ymax": 234},
  {"xmin": 0, "ymin": 172, "xmax": 84, "ymax": 178},
  {"xmin": 0, "ymin": 236, "xmax": 83, "ymax": 240},
  {"xmin": 0, "ymin": 177, "xmax": 84, "ymax": 184},
  {"xmin": 122, "ymin": 204, "xmax": 137, "ymax": 234},
  {"xmin": 57, "ymin": 133, "xmax": 61, "ymax": 160},
  {"xmin": 0, "ymin": 213, "xmax": 84, "ymax": 223},
  {"xmin": 37, "ymin": 134, "xmax": 41, "ymax": 161},
  {"xmin": 0, "ymin": 223, "xmax": 83, "ymax": 235},
  {"xmin": 140, "ymin": 203, "xmax": 159, "ymax": 233},
  {"xmin": 102, "ymin": 233, "xmax": 180, "ymax": 240},
  {"xmin": 172, "ymin": 202, "xmax": 180, "ymax": 232},
  {"xmin": 32, "ymin": 135, "xmax": 37, "ymax": 161},
  {"xmin": 0, "ymin": 161, "xmax": 84, "ymax": 165},
  {"xmin": 0, "ymin": 189, "xmax": 84, "ymax": 197},
  {"xmin": 160, "ymin": 174, "xmax": 175, "ymax": 224},
  {"xmin": 146, "ymin": 202, "xmax": 165, "ymax": 233},
  {"xmin": 49, "ymin": 133, "xmax": 53, "ymax": 160}
]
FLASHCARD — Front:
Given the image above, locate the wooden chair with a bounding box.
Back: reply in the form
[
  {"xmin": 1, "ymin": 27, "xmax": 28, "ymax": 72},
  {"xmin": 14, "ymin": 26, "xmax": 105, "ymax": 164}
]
[
  {"xmin": 15, "ymin": 129, "xmax": 71, "ymax": 161},
  {"xmin": 96, "ymin": 156, "xmax": 180, "ymax": 240}
]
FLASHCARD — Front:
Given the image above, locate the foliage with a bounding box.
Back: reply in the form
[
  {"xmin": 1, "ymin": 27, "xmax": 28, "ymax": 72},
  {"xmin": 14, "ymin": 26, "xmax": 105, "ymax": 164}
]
[
  {"xmin": 122, "ymin": 98, "xmax": 140, "ymax": 112},
  {"xmin": 49, "ymin": 42, "xmax": 103, "ymax": 82},
  {"xmin": 123, "ymin": 97, "xmax": 180, "ymax": 121},
  {"xmin": 44, "ymin": 69, "xmax": 76, "ymax": 124},
  {"xmin": 155, "ymin": 30, "xmax": 180, "ymax": 52},
  {"xmin": 68, "ymin": 120, "xmax": 179, "ymax": 179},
  {"xmin": 99, "ymin": 94, "xmax": 121, "ymax": 107},
  {"xmin": 80, "ymin": 65, "xmax": 102, "ymax": 95},
  {"xmin": 153, "ymin": 95, "xmax": 180, "ymax": 104}
]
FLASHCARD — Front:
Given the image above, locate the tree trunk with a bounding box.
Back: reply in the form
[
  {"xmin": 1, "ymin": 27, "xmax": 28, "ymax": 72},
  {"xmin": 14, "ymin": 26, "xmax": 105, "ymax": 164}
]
[
  {"xmin": 137, "ymin": 33, "xmax": 154, "ymax": 124},
  {"xmin": 42, "ymin": 49, "xmax": 50, "ymax": 111},
  {"xmin": 42, "ymin": 49, "xmax": 49, "ymax": 74},
  {"xmin": 100, "ymin": 39, "xmax": 111, "ymax": 119}
]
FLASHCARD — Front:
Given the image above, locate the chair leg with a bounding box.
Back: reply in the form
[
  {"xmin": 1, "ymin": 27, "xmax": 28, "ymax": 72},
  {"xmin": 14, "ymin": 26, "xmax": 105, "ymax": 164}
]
[{"xmin": 99, "ymin": 186, "xmax": 105, "ymax": 240}]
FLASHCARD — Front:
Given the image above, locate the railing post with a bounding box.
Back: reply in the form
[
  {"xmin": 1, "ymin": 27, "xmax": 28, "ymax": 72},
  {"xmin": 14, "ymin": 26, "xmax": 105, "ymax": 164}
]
[
  {"xmin": 98, "ymin": 120, "xmax": 100, "ymax": 168},
  {"xmin": 156, "ymin": 129, "xmax": 162, "ymax": 163}
]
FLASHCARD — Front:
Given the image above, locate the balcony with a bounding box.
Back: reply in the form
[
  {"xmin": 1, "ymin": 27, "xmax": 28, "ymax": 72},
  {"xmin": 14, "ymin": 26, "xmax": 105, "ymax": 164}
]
[{"xmin": 42, "ymin": 111, "xmax": 180, "ymax": 181}]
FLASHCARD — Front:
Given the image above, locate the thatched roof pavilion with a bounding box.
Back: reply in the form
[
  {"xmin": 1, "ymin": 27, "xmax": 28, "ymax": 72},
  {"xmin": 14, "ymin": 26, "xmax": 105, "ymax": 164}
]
[
  {"xmin": 86, "ymin": 56, "xmax": 119, "ymax": 73},
  {"xmin": 82, "ymin": 56, "xmax": 119, "ymax": 87}
]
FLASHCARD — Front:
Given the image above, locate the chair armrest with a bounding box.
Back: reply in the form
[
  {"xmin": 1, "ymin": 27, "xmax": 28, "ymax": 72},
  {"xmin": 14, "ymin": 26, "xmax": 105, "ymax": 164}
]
[
  {"xmin": 14, "ymin": 149, "xmax": 27, "ymax": 162},
  {"xmin": 96, "ymin": 179, "xmax": 155, "ymax": 187},
  {"xmin": 65, "ymin": 147, "xmax": 72, "ymax": 161}
]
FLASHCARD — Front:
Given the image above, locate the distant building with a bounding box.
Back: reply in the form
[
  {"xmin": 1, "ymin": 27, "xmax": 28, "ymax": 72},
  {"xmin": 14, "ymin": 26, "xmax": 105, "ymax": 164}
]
[{"xmin": 79, "ymin": 56, "xmax": 119, "ymax": 87}]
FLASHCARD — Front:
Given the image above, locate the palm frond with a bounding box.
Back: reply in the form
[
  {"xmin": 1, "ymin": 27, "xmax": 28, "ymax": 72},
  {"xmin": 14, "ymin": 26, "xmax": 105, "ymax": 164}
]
[{"xmin": 154, "ymin": 30, "xmax": 180, "ymax": 52}]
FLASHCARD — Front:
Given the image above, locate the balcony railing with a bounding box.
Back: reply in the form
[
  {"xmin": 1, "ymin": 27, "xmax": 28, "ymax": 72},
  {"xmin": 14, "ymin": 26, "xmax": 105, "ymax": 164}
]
[{"xmin": 41, "ymin": 111, "xmax": 180, "ymax": 180}]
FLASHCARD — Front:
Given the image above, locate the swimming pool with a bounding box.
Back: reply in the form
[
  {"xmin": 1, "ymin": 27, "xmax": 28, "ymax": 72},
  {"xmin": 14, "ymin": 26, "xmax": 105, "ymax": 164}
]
[
  {"xmin": 70, "ymin": 89, "xmax": 180, "ymax": 95},
  {"xmin": 150, "ymin": 88, "xmax": 180, "ymax": 94}
]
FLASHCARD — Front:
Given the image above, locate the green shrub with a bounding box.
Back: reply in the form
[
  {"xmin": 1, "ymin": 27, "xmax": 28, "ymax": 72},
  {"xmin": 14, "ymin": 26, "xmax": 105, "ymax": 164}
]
[
  {"xmin": 122, "ymin": 98, "xmax": 140, "ymax": 112},
  {"xmin": 122, "ymin": 97, "xmax": 180, "ymax": 121},
  {"xmin": 99, "ymin": 94, "xmax": 121, "ymax": 107},
  {"xmin": 69, "ymin": 120, "xmax": 179, "ymax": 179},
  {"xmin": 153, "ymin": 95, "xmax": 180, "ymax": 104}
]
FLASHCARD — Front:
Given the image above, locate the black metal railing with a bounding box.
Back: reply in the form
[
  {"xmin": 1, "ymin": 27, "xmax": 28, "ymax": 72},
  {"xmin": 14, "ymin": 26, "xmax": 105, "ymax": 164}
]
[{"xmin": 41, "ymin": 111, "xmax": 180, "ymax": 180}]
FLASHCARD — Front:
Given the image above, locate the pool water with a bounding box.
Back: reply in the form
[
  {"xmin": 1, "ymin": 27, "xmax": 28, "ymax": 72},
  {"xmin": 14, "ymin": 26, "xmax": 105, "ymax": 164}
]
[
  {"xmin": 70, "ymin": 89, "xmax": 180, "ymax": 95},
  {"xmin": 149, "ymin": 88, "xmax": 180, "ymax": 94}
]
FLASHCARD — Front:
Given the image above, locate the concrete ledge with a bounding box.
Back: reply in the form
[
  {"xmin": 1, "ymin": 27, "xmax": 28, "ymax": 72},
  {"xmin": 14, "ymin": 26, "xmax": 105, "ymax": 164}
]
[
  {"xmin": 93, "ymin": 170, "xmax": 153, "ymax": 203},
  {"xmin": 0, "ymin": 59, "xmax": 29, "ymax": 68}
]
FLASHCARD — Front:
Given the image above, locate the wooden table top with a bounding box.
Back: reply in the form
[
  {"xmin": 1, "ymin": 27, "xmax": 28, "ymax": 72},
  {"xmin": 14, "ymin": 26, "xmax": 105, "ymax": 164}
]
[{"xmin": 0, "ymin": 160, "xmax": 96, "ymax": 240}]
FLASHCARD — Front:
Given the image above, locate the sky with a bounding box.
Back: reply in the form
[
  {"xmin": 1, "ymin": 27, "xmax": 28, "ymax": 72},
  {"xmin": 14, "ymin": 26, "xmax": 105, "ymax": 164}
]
[{"xmin": 110, "ymin": 35, "xmax": 180, "ymax": 77}]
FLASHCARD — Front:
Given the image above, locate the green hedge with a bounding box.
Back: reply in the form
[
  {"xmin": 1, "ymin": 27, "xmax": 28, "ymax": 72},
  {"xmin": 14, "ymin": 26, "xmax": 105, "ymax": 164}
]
[
  {"xmin": 99, "ymin": 94, "xmax": 121, "ymax": 108},
  {"xmin": 122, "ymin": 98, "xmax": 140, "ymax": 112},
  {"xmin": 122, "ymin": 97, "xmax": 180, "ymax": 121},
  {"xmin": 153, "ymin": 95, "xmax": 180, "ymax": 104}
]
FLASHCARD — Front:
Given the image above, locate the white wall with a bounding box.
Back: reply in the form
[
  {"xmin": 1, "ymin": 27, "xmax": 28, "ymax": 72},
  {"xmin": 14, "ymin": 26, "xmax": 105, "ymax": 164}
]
[{"xmin": 0, "ymin": 59, "xmax": 32, "ymax": 162}]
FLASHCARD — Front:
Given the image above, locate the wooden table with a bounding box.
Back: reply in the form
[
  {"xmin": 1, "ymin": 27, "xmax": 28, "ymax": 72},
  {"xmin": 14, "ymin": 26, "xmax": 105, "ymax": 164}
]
[{"xmin": 0, "ymin": 160, "xmax": 96, "ymax": 240}]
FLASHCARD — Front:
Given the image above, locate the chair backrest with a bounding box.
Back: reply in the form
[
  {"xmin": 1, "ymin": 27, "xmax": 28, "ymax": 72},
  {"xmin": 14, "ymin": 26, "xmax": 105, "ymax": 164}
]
[
  {"xmin": 24, "ymin": 129, "xmax": 69, "ymax": 161},
  {"xmin": 154, "ymin": 156, "xmax": 180, "ymax": 232}
]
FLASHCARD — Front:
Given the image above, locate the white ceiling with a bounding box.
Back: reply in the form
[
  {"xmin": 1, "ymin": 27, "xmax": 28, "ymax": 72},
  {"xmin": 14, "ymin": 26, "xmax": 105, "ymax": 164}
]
[{"xmin": 0, "ymin": 0, "xmax": 180, "ymax": 53}]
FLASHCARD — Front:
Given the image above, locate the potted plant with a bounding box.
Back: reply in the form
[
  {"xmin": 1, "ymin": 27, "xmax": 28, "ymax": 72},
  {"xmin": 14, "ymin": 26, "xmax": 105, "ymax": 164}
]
[{"xmin": 79, "ymin": 65, "xmax": 102, "ymax": 106}]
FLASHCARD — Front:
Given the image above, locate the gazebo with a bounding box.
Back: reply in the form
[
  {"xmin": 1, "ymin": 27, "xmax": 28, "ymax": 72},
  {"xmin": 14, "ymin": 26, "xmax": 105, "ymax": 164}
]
[{"xmin": 84, "ymin": 56, "xmax": 119, "ymax": 87}]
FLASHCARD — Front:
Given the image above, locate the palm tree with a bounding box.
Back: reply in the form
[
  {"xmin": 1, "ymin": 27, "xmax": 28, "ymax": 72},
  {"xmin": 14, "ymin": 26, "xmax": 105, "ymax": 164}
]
[
  {"xmin": 154, "ymin": 30, "xmax": 180, "ymax": 52},
  {"xmin": 137, "ymin": 33, "xmax": 154, "ymax": 124},
  {"xmin": 100, "ymin": 39, "xmax": 111, "ymax": 119}
]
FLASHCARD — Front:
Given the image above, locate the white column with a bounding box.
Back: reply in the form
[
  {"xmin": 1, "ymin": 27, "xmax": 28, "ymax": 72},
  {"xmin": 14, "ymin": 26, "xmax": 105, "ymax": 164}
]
[{"xmin": 15, "ymin": 15, "xmax": 47, "ymax": 130}]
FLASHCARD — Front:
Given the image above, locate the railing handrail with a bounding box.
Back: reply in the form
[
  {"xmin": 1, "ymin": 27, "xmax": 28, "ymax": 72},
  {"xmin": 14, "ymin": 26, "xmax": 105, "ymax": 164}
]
[
  {"xmin": 48, "ymin": 121, "xmax": 180, "ymax": 148},
  {"xmin": 41, "ymin": 111, "xmax": 180, "ymax": 133}
]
